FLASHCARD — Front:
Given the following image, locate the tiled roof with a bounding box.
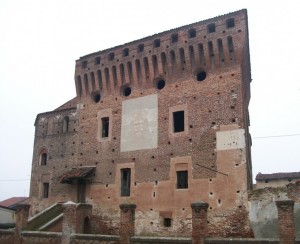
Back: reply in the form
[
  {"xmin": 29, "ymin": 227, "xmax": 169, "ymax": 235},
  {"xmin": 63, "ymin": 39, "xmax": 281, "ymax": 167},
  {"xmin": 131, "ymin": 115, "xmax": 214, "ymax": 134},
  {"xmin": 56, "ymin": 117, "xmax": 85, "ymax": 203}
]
[
  {"xmin": 0, "ymin": 197, "xmax": 29, "ymax": 208},
  {"xmin": 256, "ymin": 172, "xmax": 300, "ymax": 181},
  {"xmin": 60, "ymin": 167, "xmax": 96, "ymax": 184}
]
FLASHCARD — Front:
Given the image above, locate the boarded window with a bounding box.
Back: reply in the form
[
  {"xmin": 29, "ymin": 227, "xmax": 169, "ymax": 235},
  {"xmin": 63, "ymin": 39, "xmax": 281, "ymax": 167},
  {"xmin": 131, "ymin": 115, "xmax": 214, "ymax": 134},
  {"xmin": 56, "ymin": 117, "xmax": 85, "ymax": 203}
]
[
  {"xmin": 173, "ymin": 111, "xmax": 184, "ymax": 133},
  {"xmin": 177, "ymin": 171, "xmax": 188, "ymax": 189},
  {"xmin": 121, "ymin": 168, "xmax": 131, "ymax": 197},
  {"xmin": 43, "ymin": 183, "xmax": 49, "ymax": 198},
  {"xmin": 101, "ymin": 117, "xmax": 109, "ymax": 138}
]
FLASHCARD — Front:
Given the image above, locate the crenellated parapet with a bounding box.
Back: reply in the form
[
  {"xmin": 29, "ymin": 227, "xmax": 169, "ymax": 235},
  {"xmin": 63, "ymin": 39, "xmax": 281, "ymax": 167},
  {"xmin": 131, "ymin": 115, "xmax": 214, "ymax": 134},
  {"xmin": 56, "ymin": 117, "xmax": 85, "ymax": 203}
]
[{"xmin": 74, "ymin": 9, "xmax": 249, "ymax": 101}]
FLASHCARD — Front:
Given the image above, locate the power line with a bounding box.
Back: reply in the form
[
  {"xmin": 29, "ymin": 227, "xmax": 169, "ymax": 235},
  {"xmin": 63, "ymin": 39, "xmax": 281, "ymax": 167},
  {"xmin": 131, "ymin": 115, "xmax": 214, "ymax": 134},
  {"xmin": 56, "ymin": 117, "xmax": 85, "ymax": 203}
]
[{"xmin": 253, "ymin": 133, "xmax": 300, "ymax": 139}]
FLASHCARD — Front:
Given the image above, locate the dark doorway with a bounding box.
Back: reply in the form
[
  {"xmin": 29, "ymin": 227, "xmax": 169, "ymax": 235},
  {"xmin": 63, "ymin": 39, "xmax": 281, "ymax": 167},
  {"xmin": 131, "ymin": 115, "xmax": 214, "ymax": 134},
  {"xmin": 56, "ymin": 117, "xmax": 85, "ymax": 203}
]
[{"xmin": 77, "ymin": 179, "xmax": 86, "ymax": 203}]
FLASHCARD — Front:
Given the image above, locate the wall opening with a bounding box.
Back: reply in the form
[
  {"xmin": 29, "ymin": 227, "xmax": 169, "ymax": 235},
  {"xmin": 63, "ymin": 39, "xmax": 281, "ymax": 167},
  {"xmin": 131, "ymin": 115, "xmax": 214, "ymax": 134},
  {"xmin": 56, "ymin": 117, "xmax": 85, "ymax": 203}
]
[
  {"xmin": 163, "ymin": 218, "xmax": 172, "ymax": 227},
  {"xmin": 196, "ymin": 70, "xmax": 207, "ymax": 81},
  {"xmin": 123, "ymin": 48, "xmax": 129, "ymax": 57},
  {"xmin": 83, "ymin": 217, "xmax": 91, "ymax": 234},
  {"xmin": 63, "ymin": 116, "xmax": 69, "ymax": 133},
  {"xmin": 84, "ymin": 74, "xmax": 89, "ymax": 95},
  {"xmin": 226, "ymin": 18, "xmax": 235, "ymax": 28},
  {"xmin": 188, "ymin": 28, "xmax": 196, "ymax": 38},
  {"xmin": 171, "ymin": 33, "xmax": 178, "ymax": 43},
  {"xmin": 101, "ymin": 117, "xmax": 109, "ymax": 138},
  {"xmin": 135, "ymin": 59, "xmax": 142, "ymax": 83},
  {"xmin": 173, "ymin": 111, "xmax": 185, "ymax": 133},
  {"xmin": 218, "ymin": 38, "xmax": 225, "ymax": 66},
  {"xmin": 97, "ymin": 70, "xmax": 103, "ymax": 89},
  {"xmin": 104, "ymin": 68, "xmax": 110, "ymax": 90},
  {"xmin": 198, "ymin": 43, "xmax": 205, "ymax": 66},
  {"xmin": 189, "ymin": 45, "xmax": 195, "ymax": 69},
  {"xmin": 112, "ymin": 66, "xmax": 118, "ymax": 86},
  {"xmin": 90, "ymin": 72, "xmax": 96, "ymax": 91},
  {"xmin": 152, "ymin": 55, "xmax": 158, "ymax": 77},
  {"xmin": 143, "ymin": 57, "xmax": 150, "ymax": 79},
  {"xmin": 177, "ymin": 170, "xmax": 188, "ymax": 189},
  {"xmin": 40, "ymin": 153, "xmax": 47, "ymax": 165},
  {"xmin": 95, "ymin": 56, "xmax": 101, "ymax": 65},
  {"xmin": 127, "ymin": 62, "xmax": 133, "ymax": 84},
  {"xmin": 123, "ymin": 86, "xmax": 132, "ymax": 97},
  {"xmin": 154, "ymin": 39, "xmax": 161, "ymax": 48},
  {"xmin": 161, "ymin": 52, "xmax": 167, "ymax": 74},
  {"xmin": 81, "ymin": 60, "xmax": 87, "ymax": 69},
  {"xmin": 120, "ymin": 64, "xmax": 125, "ymax": 84},
  {"xmin": 207, "ymin": 23, "xmax": 216, "ymax": 33},
  {"xmin": 138, "ymin": 43, "xmax": 144, "ymax": 52},
  {"xmin": 121, "ymin": 168, "xmax": 131, "ymax": 197},
  {"xmin": 179, "ymin": 48, "xmax": 186, "ymax": 71},
  {"xmin": 108, "ymin": 52, "xmax": 114, "ymax": 61},
  {"xmin": 170, "ymin": 50, "xmax": 176, "ymax": 78},
  {"xmin": 92, "ymin": 91, "xmax": 101, "ymax": 103},
  {"xmin": 208, "ymin": 41, "xmax": 215, "ymax": 68},
  {"xmin": 227, "ymin": 36, "xmax": 235, "ymax": 63},
  {"xmin": 156, "ymin": 79, "xmax": 165, "ymax": 90},
  {"xmin": 76, "ymin": 75, "xmax": 82, "ymax": 97},
  {"xmin": 43, "ymin": 183, "xmax": 49, "ymax": 198}
]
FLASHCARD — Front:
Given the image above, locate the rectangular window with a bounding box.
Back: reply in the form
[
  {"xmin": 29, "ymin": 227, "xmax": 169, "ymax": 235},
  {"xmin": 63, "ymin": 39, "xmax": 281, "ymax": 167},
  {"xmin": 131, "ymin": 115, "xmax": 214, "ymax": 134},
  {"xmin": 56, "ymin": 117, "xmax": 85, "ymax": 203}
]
[
  {"xmin": 101, "ymin": 117, "xmax": 109, "ymax": 138},
  {"xmin": 121, "ymin": 168, "xmax": 131, "ymax": 197},
  {"xmin": 163, "ymin": 218, "xmax": 172, "ymax": 227},
  {"xmin": 177, "ymin": 171, "xmax": 188, "ymax": 189},
  {"xmin": 43, "ymin": 183, "xmax": 49, "ymax": 198},
  {"xmin": 173, "ymin": 111, "xmax": 185, "ymax": 133}
]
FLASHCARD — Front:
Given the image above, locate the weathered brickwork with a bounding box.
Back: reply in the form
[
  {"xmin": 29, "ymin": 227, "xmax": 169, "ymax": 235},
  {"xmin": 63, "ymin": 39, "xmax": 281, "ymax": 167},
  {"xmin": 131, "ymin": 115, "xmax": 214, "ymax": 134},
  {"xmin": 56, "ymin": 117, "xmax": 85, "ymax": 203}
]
[{"xmin": 29, "ymin": 9, "xmax": 252, "ymax": 237}]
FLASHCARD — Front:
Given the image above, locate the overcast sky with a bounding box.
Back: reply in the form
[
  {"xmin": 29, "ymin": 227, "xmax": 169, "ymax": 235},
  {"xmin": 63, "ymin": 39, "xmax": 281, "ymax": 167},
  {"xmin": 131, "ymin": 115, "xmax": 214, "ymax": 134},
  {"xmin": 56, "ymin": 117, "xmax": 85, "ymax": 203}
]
[{"xmin": 0, "ymin": 0, "xmax": 299, "ymax": 201}]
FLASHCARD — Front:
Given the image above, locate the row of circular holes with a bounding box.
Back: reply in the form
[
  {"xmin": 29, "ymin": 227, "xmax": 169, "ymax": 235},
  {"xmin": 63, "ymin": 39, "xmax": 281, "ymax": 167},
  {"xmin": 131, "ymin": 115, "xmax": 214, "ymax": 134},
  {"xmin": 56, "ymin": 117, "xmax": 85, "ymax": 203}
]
[{"xmin": 92, "ymin": 71, "xmax": 207, "ymax": 102}]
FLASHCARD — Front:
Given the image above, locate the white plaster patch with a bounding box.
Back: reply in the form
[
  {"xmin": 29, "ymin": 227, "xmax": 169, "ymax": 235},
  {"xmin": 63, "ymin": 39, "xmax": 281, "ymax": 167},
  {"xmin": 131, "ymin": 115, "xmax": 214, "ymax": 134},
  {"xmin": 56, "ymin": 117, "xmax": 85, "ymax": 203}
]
[
  {"xmin": 216, "ymin": 129, "xmax": 245, "ymax": 151},
  {"xmin": 121, "ymin": 94, "xmax": 158, "ymax": 152}
]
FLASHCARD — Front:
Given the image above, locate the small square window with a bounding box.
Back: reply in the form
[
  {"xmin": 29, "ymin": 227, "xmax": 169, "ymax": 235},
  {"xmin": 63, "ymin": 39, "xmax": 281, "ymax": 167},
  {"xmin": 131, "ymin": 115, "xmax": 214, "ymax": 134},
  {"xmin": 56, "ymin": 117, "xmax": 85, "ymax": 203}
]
[
  {"xmin": 163, "ymin": 218, "xmax": 172, "ymax": 227},
  {"xmin": 138, "ymin": 43, "xmax": 144, "ymax": 52},
  {"xmin": 81, "ymin": 60, "xmax": 88, "ymax": 69},
  {"xmin": 101, "ymin": 117, "xmax": 109, "ymax": 138},
  {"xmin": 226, "ymin": 18, "xmax": 235, "ymax": 28},
  {"xmin": 95, "ymin": 56, "xmax": 101, "ymax": 65},
  {"xmin": 188, "ymin": 28, "xmax": 196, "ymax": 38},
  {"xmin": 123, "ymin": 48, "xmax": 129, "ymax": 57},
  {"xmin": 207, "ymin": 23, "xmax": 216, "ymax": 33},
  {"xmin": 108, "ymin": 52, "xmax": 115, "ymax": 61},
  {"xmin": 154, "ymin": 39, "xmax": 160, "ymax": 48},
  {"xmin": 177, "ymin": 171, "xmax": 188, "ymax": 189},
  {"xmin": 171, "ymin": 34, "xmax": 178, "ymax": 43},
  {"xmin": 173, "ymin": 111, "xmax": 185, "ymax": 133}
]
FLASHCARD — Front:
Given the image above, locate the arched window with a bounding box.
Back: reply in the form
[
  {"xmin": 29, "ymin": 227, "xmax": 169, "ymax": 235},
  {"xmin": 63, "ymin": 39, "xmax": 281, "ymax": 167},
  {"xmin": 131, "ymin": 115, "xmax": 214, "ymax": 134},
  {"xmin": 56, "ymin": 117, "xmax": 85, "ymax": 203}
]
[
  {"xmin": 63, "ymin": 116, "xmax": 69, "ymax": 133},
  {"xmin": 39, "ymin": 148, "xmax": 48, "ymax": 166}
]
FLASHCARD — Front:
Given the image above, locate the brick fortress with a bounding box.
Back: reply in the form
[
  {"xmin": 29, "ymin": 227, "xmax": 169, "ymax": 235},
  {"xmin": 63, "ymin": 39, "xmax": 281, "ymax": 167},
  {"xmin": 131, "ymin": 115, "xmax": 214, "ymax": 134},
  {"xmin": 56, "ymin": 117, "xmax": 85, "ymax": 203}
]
[{"xmin": 29, "ymin": 9, "xmax": 253, "ymax": 237}]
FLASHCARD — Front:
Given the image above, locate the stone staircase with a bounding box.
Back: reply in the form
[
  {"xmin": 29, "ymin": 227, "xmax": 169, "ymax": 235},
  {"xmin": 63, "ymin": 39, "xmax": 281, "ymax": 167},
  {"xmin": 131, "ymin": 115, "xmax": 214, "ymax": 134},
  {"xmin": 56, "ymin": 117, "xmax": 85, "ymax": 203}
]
[{"xmin": 25, "ymin": 203, "xmax": 64, "ymax": 231}]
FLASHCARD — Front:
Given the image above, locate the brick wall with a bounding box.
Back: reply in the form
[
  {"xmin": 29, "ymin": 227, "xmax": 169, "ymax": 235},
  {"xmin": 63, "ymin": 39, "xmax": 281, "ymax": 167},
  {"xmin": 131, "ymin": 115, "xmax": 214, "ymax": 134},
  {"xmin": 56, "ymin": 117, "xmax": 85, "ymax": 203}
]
[{"xmin": 28, "ymin": 9, "xmax": 252, "ymax": 237}]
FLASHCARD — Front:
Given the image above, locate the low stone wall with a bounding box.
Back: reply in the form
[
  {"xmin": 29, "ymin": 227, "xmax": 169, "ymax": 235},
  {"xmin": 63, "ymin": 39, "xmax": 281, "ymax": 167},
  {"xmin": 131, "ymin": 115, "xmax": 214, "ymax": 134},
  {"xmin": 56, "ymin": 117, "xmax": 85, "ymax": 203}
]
[
  {"xmin": 0, "ymin": 229, "xmax": 14, "ymax": 244},
  {"xmin": 72, "ymin": 233, "xmax": 120, "ymax": 243},
  {"xmin": 22, "ymin": 231, "xmax": 61, "ymax": 244}
]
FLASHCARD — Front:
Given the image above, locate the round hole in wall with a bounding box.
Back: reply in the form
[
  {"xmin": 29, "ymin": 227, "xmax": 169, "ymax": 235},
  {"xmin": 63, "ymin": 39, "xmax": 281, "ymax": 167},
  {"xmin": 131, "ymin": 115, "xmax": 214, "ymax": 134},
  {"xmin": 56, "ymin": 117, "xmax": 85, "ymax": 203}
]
[
  {"xmin": 123, "ymin": 86, "xmax": 132, "ymax": 97},
  {"xmin": 156, "ymin": 79, "xmax": 165, "ymax": 90},
  {"xmin": 196, "ymin": 70, "xmax": 207, "ymax": 81},
  {"xmin": 91, "ymin": 91, "xmax": 101, "ymax": 103}
]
